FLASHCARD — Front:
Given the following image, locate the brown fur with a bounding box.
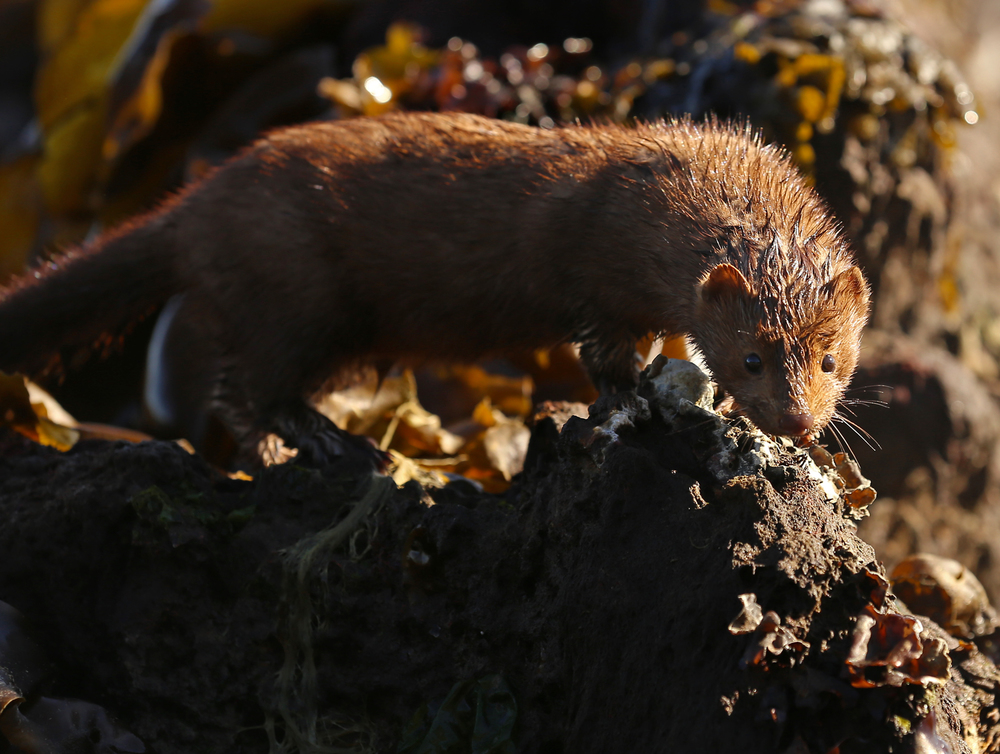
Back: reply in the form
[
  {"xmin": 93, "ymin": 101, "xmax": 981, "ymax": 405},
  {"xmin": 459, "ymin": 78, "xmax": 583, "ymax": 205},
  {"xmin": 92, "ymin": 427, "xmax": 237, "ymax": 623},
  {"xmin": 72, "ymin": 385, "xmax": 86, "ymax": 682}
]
[{"xmin": 0, "ymin": 112, "xmax": 870, "ymax": 461}]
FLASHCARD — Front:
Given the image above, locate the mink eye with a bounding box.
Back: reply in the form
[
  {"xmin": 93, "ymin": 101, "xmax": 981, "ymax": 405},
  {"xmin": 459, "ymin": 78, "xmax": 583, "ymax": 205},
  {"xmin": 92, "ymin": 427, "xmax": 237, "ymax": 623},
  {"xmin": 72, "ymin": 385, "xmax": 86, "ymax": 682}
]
[
  {"xmin": 744, "ymin": 353, "xmax": 763, "ymax": 374},
  {"xmin": 821, "ymin": 354, "xmax": 836, "ymax": 373}
]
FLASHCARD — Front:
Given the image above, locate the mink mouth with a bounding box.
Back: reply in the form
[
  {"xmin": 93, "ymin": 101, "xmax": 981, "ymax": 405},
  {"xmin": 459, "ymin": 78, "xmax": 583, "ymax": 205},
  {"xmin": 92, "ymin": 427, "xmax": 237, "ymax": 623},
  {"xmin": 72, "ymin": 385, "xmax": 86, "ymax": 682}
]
[{"xmin": 731, "ymin": 399, "xmax": 818, "ymax": 440}]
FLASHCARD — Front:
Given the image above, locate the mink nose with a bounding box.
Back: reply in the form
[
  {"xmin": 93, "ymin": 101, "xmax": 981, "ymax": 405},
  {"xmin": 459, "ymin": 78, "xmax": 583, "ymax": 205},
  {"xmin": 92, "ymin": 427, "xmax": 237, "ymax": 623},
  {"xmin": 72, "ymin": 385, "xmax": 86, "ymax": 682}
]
[{"xmin": 777, "ymin": 412, "xmax": 815, "ymax": 436}]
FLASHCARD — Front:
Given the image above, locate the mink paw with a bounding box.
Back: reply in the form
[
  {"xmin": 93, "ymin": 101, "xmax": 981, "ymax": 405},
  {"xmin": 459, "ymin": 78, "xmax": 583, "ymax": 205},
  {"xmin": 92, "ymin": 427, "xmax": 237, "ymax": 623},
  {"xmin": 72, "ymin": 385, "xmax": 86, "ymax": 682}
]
[
  {"xmin": 266, "ymin": 407, "xmax": 391, "ymax": 471},
  {"xmin": 293, "ymin": 427, "xmax": 391, "ymax": 471}
]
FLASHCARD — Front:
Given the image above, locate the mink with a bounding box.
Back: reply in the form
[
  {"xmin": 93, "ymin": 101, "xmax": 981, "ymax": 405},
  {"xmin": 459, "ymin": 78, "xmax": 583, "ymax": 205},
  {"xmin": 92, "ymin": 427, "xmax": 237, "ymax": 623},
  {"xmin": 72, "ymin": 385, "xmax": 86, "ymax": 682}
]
[{"xmin": 0, "ymin": 112, "xmax": 870, "ymax": 464}]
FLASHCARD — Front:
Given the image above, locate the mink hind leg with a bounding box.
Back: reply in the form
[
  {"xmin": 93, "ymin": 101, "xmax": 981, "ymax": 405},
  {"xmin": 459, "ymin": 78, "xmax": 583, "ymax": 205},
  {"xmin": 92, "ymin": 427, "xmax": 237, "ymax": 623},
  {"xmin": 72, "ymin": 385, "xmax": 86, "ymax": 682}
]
[
  {"xmin": 207, "ymin": 316, "xmax": 387, "ymax": 469},
  {"xmin": 144, "ymin": 292, "xmax": 382, "ymax": 468},
  {"xmin": 210, "ymin": 365, "xmax": 388, "ymax": 470}
]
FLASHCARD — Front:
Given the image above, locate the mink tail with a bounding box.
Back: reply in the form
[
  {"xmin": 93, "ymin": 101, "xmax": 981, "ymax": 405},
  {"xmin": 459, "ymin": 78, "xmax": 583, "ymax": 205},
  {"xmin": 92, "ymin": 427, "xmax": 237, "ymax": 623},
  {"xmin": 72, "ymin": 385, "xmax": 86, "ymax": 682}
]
[{"xmin": 0, "ymin": 213, "xmax": 180, "ymax": 378}]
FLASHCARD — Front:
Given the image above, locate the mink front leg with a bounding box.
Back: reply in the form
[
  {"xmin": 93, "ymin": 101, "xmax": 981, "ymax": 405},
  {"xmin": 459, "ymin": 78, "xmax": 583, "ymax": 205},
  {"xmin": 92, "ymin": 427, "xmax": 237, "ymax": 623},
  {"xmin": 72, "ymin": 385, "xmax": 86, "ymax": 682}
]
[{"xmin": 579, "ymin": 335, "xmax": 643, "ymax": 395}]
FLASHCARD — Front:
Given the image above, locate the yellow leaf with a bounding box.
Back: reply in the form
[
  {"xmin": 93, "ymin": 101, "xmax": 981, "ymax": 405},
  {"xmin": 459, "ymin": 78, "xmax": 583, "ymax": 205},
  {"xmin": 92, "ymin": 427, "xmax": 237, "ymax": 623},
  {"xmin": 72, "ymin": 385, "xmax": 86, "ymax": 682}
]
[
  {"xmin": 36, "ymin": 416, "xmax": 80, "ymax": 450},
  {"xmin": 27, "ymin": 380, "xmax": 78, "ymax": 426},
  {"xmin": 388, "ymin": 451, "xmax": 454, "ymax": 488},
  {"xmin": 0, "ymin": 372, "xmax": 80, "ymax": 451},
  {"xmin": 797, "ymin": 85, "xmax": 826, "ymax": 123},
  {"xmin": 35, "ymin": 0, "xmax": 147, "ymax": 129},
  {"xmin": 203, "ymin": 0, "xmax": 346, "ymax": 39},
  {"xmin": 429, "ymin": 364, "xmax": 533, "ymax": 420},
  {"xmin": 103, "ymin": 26, "xmax": 178, "ymax": 164},
  {"xmin": 353, "ymin": 22, "xmax": 437, "ymax": 83},
  {"xmin": 472, "ymin": 398, "xmax": 497, "ymax": 428},
  {"xmin": 0, "ymin": 155, "xmax": 41, "ymax": 283},
  {"xmin": 37, "ymin": 0, "xmax": 91, "ymax": 56},
  {"xmin": 35, "ymin": 101, "xmax": 107, "ymax": 215},
  {"xmin": 34, "ymin": 0, "xmax": 149, "ymax": 215},
  {"xmin": 335, "ymin": 22, "xmax": 439, "ymax": 116},
  {"xmin": 315, "ymin": 369, "xmax": 463, "ymax": 457}
]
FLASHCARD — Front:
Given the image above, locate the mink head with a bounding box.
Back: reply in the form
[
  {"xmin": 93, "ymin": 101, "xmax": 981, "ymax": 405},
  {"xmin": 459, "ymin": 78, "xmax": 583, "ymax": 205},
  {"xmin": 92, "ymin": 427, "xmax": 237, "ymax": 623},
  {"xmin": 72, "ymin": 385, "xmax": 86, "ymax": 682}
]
[{"xmin": 691, "ymin": 258, "xmax": 870, "ymax": 439}]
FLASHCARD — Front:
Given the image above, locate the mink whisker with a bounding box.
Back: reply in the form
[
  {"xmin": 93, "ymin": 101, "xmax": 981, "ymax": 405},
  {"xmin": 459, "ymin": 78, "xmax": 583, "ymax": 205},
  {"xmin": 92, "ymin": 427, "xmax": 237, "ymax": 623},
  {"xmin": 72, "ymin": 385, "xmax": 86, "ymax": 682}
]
[
  {"xmin": 839, "ymin": 398, "xmax": 888, "ymax": 408},
  {"xmin": 832, "ymin": 411, "xmax": 879, "ymax": 452},
  {"xmin": 837, "ymin": 403, "xmax": 859, "ymax": 419},
  {"xmin": 824, "ymin": 418, "xmax": 850, "ymax": 456},
  {"xmin": 844, "ymin": 385, "xmax": 892, "ymax": 399}
]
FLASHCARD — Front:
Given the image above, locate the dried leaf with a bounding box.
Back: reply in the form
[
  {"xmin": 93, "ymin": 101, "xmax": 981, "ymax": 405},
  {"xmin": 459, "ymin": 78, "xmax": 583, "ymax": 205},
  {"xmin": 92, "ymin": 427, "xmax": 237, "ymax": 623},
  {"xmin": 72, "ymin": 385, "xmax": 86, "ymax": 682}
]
[
  {"xmin": 388, "ymin": 451, "xmax": 458, "ymax": 488},
  {"xmin": 472, "ymin": 398, "xmax": 498, "ymax": 429},
  {"xmin": 315, "ymin": 368, "xmax": 383, "ymax": 431},
  {"xmin": 845, "ymin": 605, "xmax": 951, "ymax": 688},
  {"xmin": 316, "ymin": 370, "xmax": 464, "ymax": 457},
  {"xmin": 440, "ymin": 364, "xmax": 533, "ymax": 421},
  {"xmin": 833, "ymin": 452, "xmax": 871, "ymax": 489},
  {"xmin": 26, "ymin": 380, "xmax": 77, "ymax": 426},
  {"xmin": 0, "ymin": 373, "xmax": 81, "ymax": 450},
  {"xmin": 729, "ymin": 593, "xmax": 764, "ymax": 635},
  {"xmin": 739, "ymin": 611, "xmax": 810, "ymax": 670},
  {"xmin": 845, "ymin": 486, "xmax": 877, "ymax": 509},
  {"xmin": 317, "ymin": 77, "xmax": 363, "ymax": 111},
  {"xmin": 482, "ymin": 420, "xmax": 530, "ymax": 481},
  {"xmin": 35, "ymin": 416, "xmax": 80, "ymax": 450},
  {"xmin": 891, "ymin": 554, "xmax": 997, "ymax": 638}
]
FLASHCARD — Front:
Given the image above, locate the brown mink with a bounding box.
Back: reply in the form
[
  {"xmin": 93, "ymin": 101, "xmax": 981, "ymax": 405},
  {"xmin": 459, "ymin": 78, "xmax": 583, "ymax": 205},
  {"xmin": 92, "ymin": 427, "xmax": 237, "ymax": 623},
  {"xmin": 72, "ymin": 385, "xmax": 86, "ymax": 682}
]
[{"xmin": 0, "ymin": 112, "xmax": 870, "ymax": 464}]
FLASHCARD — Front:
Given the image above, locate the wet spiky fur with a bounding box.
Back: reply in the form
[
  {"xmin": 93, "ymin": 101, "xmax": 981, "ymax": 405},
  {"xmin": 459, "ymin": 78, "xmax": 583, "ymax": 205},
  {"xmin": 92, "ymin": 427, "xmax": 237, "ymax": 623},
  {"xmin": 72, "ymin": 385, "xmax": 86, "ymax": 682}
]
[
  {"xmin": 0, "ymin": 113, "xmax": 869, "ymax": 460},
  {"xmin": 617, "ymin": 119, "xmax": 871, "ymax": 434}
]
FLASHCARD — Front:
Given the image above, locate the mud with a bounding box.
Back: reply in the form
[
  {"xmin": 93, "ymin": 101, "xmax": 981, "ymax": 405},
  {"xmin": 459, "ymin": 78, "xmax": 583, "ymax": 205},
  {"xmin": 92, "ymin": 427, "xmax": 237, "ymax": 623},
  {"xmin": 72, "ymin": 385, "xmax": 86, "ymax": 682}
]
[{"xmin": 0, "ymin": 363, "xmax": 995, "ymax": 753}]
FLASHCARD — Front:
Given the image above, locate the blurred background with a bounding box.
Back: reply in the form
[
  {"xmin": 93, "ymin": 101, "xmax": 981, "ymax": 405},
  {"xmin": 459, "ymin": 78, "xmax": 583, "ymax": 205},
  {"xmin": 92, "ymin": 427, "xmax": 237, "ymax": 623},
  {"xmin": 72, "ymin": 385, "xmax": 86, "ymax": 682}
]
[{"xmin": 2, "ymin": 0, "xmax": 1000, "ymax": 604}]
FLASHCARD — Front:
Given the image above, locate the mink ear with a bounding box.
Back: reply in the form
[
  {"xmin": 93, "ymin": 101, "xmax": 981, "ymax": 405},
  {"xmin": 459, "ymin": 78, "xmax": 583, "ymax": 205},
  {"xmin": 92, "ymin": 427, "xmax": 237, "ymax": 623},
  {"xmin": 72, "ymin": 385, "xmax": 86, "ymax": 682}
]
[
  {"xmin": 697, "ymin": 263, "xmax": 752, "ymax": 303},
  {"xmin": 829, "ymin": 265, "xmax": 871, "ymax": 312}
]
